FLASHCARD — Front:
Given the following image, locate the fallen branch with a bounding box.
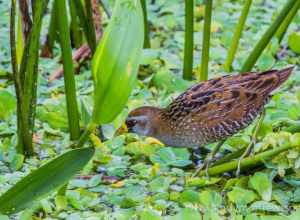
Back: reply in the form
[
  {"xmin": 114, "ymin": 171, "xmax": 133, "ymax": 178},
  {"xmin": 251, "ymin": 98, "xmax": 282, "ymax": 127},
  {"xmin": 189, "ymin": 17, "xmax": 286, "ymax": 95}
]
[
  {"xmin": 48, "ymin": 0, "xmax": 102, "ymax": 82},
  {"xmin": 48, "ymin": 44, "xmax": 91, "ymax": 82},
  {"xmin": 198, "ymin": 144, "xmax": 294, "ymax": 176}
]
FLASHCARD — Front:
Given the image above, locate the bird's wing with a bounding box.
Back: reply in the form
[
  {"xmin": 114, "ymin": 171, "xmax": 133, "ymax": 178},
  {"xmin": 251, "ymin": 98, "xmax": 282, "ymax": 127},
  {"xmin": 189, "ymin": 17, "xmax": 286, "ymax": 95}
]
[{"xmin": 163, "ymin": 68, "xmax": 292, "ymax": 130}]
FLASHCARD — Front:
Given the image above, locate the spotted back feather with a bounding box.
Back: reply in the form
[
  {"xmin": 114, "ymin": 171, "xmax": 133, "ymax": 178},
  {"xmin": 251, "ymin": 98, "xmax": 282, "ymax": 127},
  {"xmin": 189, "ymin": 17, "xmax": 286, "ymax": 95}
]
[{"xmin": 160, "ymin": 67, "xmax": 293, "ymax": 146}]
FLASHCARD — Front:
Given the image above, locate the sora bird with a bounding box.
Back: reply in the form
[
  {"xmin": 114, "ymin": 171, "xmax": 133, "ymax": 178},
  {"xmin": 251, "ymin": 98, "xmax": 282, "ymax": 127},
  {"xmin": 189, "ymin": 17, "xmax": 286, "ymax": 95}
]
[{"xmin": 126, "ymin": 67, "xmax": 293, "ymax": 175}]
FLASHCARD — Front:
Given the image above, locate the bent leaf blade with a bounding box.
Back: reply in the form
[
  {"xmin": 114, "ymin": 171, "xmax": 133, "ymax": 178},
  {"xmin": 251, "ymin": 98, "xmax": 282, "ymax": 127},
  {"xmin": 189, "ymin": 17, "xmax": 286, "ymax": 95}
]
[{"xmin": 0, "ymin": 147, "xmax": 95, "ymax": 215}]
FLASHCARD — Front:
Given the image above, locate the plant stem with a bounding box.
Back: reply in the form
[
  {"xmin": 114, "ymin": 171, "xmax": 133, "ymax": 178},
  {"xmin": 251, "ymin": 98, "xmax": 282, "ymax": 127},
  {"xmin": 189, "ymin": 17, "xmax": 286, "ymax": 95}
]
[
  {"xmin": 76, "ymin": 122, "xmax": 97, "ymax": 148},
  {"xmin": 183, "ymin": 0, "xmax": 194, "ymax": 80},
  {"xmin": 141, "ymin": 0, "xmax": 151, "ymax": 48},
  {"xmin": 73, "ymin": 0, "xmax": 97, "ymax": 53},
  {"xmin": 84, "ymin": 0, "xmax": 97, "ymax": 52},
  {"xmin": 224, "ymin": 0, "xmax": 252, "ymax": 72},
  {"xmin": 198, "ymin": 144, "xmax": 294, "ymax": 176},
  {"xmin": 55, "ymin": 0, "xmax": 81, "ymax": 141},
  {"xmin": 241, "ymin": 0, "xmax": 297, "ymax": 72},
  {"xmin": 16, "ymin": 11, "xmax": 24, "ymax": 67},
  {"xmin": 199, "ymin": 0, "xmax": 212, "ymax": 81},
  {"xmin": 10, "ymin": 0, "xmax": 24, "ymax": 154},
  {"xmin": 69, "ymin": 0, "xmax": 82, "ymax": 48},
  {"xmin": 275, "ymin": 1, "xmax": 300, "ymax": 43},
  {"xmin": 18, "ymin": 0, "xmax": 49, "ymax": 156},
  {"xmin": 41, "ymin": 0, "xmax": 58, "ymax": 57}
]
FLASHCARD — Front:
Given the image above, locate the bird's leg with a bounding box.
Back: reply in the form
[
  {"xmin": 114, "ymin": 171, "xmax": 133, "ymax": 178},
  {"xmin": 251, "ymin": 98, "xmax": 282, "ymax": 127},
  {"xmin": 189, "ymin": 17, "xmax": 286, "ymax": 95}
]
[
  {"xmin": 192, "ymin": 140, "xmax": 225, "ymax": 177},
  {"xmin": 236, "ymin": 109, "xmax": 266, "ymax": 177}
]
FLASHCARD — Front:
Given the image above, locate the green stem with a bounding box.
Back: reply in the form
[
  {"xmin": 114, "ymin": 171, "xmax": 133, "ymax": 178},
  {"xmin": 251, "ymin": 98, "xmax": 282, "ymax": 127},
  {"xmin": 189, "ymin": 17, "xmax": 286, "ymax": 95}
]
[
  {"xmin": 84, "ymin": 0, "xmax": 97, "ymax": 51},
  {"xmin": 241, "ymin": 0, "xmax": 297, "ymax": 72},
  {"xmin": 10, "ymin": 0, "xmax": 24, "ymax": 155},
  {"xmin": 224, "ymin": 0, "xmax": 252, "ymax": 72},
  {"xmin": 275, "ymin": 1, "xmax": 300, "ymax": 43},
  {"xmin": 183, "ymin": 0, "xmax": 194, "ymax": 80},
  {"xmin": 41, "ymin": 0, "xmax": 57, "ymax": 57},
  {"xmin": 141, "ymin": 0, "xmax": 151, "ymax": 48},
  {"xmin": 69, "ymin": 0, "xmax": 82, "ymax": 48},
  {"xmin": 55, "ymin": 0, "xmax": 81, "ymax": 141},
  {"xmin": 18, "ymin": 0, "xmax": 49, "ymax": 156},
  {"xmin": 213, "ymin": 147, "xmax": 245, "ymax": 166},
  {"xmin": 16, "ymin": 10, "xmax": 23, "ymax": 67},
  {"xmin": 199, "ymin": 0, "xmax": 212, "ymax": 81},
  {"xmin": 73, "ymin": 0, "xmax": 97, "ymax": 53},
  {"xmin": 198, "ymin": 144, "xmax": 294, "ymax": 176},
  {"xmin": 76, "ymin": 122, "xmax": 97, "ymax": 148}
]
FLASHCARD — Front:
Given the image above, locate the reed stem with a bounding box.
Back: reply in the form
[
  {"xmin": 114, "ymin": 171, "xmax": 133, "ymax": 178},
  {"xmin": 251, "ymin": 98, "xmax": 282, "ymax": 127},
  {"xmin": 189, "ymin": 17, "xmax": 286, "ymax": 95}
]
[
  {"xmin": 141, "ymin": 0, "xmax": 151, "ymax": 48},
  {"xmin": 55, "ymin": 0, "xmax": 81, "ymax": 141},
  {"xmin": 199, "ymin": 0, "xmax": 212, "ymax": 81},
  {"xmin": 183, "ymin": 0, "xmax": 194, "ymax": 80},
  {"xmin": 275, "ymin": 1, "xmax": 300, "ymax": 43},
  {"xmin": 198, "ymin": 144, "xmax": 294, "ymax": 176},
  {"xmin": 224, "ymin": 0, "xmax": 252, "ymax": 72},
  {"xmin": 241, "ymin": 0, "xmax": 297, "ymax": 72}
]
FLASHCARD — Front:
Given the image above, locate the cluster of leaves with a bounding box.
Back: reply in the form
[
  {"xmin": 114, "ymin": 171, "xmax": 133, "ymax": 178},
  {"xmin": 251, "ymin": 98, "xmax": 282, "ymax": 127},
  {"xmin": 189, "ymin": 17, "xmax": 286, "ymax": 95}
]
[{"xmin": 1, "ymin": 0, "xmax": 300, "ymax": 219}]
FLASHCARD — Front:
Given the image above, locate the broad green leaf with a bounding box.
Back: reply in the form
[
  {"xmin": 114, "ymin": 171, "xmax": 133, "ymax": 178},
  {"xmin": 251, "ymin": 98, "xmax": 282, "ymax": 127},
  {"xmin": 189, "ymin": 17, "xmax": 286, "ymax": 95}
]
[
  {"xmin": 0, "ymin": 147, "xmax": 94, "ymax": 214},
  {"xmin": 92, "ymin": 0, "xmax": 144, "ymax": 124},
  {"xmin": 199, "ymin": 190, "xmax": 222, "ymax": 209},
  {"xmin": 227, "ymin": 187, "xmax": 257, "ymax": 205},
  {"xmin": 149, "ymin": 147, "xmax": 192, "ymax": 167},
  {"xmin": 249, "ymin": 172, "xmax": 272, "ymax": 201},
  {"xmin": 0, "ymin": 90, "xmax": 16, "ymax": 120},
  {"xmin": 36, "ymin": 99, "xmax": 68, "ymax": 130},
  {"xmin": 288, "ymin": 32, "xmax": 300, "ymax": 54},
  {"xmin": 179, "ymin": 190, "xmax": 200, "ymax": 204}
]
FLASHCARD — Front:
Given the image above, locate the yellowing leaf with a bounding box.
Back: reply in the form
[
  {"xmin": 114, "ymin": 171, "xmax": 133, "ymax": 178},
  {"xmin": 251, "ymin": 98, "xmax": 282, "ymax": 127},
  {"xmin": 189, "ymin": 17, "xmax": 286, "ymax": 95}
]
[
  {"xmin": 111, "ymin": 181, "xmax": 125, "ymax": 188},
  {"xmin": 90, "ymin": 133, "xmax": 103, "ymax": 147},
  {"xmin": 145, "ymin": 137, "xmax": 164, "ymax": 146}
]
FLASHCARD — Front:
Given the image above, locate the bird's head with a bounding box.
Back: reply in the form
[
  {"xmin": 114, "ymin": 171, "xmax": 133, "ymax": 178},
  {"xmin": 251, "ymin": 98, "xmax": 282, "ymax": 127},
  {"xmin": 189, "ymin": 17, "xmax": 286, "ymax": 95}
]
[{"xmin": 126, "ymin": 106, "xmax": 162, "ymax": 137}]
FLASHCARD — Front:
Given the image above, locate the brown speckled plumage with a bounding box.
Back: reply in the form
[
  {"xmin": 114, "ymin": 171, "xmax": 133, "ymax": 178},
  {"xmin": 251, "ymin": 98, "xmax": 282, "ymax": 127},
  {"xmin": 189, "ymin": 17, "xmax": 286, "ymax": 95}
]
[{"xmin": 126, "ymin": 67, "xmax": 293, "ymax": 148}]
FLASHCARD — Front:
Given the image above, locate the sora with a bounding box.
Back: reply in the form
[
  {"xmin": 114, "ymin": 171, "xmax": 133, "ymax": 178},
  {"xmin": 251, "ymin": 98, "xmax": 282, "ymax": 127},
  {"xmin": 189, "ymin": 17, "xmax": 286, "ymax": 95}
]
[{"xmin": 126, "ymin": 67, "xmax": 293, "ymax": 175}]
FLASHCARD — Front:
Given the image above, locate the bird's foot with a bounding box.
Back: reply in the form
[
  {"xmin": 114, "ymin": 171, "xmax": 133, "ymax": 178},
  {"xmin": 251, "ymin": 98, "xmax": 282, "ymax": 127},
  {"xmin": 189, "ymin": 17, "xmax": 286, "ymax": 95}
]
[
  {"xmin": 235, "ymin": 141, "xmax": 255, "ymax": 177},
  {"xmin": 192, "ymin": 154, "xmax": 213, "ymax": 178}
]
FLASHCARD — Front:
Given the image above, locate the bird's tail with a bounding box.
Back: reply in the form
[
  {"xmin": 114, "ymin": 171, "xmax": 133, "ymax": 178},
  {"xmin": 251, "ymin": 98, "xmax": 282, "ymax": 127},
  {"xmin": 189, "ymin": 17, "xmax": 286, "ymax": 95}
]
[{"xmin": 256, "ymin": 66, "xmax": 293, "ymax": 94}]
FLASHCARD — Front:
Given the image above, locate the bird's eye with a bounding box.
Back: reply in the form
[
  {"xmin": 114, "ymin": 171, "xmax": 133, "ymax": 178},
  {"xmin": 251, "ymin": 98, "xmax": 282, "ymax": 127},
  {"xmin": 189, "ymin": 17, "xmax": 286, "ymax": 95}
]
[{"xmin": 126, "ymin": 119, "xmax": 137, "ymax": 128}]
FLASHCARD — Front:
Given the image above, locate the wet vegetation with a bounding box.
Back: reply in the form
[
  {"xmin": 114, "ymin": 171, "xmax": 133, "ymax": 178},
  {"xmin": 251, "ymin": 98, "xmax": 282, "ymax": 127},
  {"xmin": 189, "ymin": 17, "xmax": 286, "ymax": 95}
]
[{"xmin": 1, "ymin": 0, "xmax": 300, "ymax": 219}]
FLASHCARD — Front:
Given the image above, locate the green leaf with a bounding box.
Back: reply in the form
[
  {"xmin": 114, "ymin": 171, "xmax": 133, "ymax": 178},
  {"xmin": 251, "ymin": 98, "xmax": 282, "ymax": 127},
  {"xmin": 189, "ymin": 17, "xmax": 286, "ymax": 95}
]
[
  {"xmin": 139, "ymin": 210, "xmax": 162, "ymax": 220},
  {"xmin": 227, "ymin": 187, "xmax": 257, "ymax": 205},
  {"xmin": 149, "ymin": 147, "xmax": 192, "ymax": 167},
  {"xmin": 179, "ymin": 190, "xmax": 200, "ymax": 204},
  {"xmin": 36, "ymin": 100, "xmax": 68, "ymax": 130},
  {"xmin": 92, "ymin": 0, "xmax": 144, "ymax": 124},
  {"xmin": 199, "ymin": 190, "xmax": 222, "ymax": 209},
  {"xmin": 151, "ymin": 69, "xmax": 194, "ymax": 94},
  {"xmin": 0, "ymin": 147, "xmax": 94, "ymax": 214},
  {"xmin": 288, "ymin": 32, "xmax": 300, "ymax": 54},
  {"xmin": 249, "ymin": 172, "xmax": 272, "ymax": 201},
  {"xmin": 0, "ymin": 90, "xmax": 16, "ymax": 120}
]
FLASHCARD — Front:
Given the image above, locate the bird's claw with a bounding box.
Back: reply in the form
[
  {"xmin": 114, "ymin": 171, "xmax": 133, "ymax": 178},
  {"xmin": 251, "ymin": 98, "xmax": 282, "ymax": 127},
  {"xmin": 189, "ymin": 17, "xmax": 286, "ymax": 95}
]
[{"xmin": 192, "ymin": 154, "xmax": 212, "ymax": 178}]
